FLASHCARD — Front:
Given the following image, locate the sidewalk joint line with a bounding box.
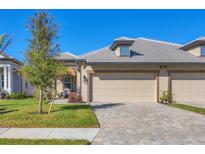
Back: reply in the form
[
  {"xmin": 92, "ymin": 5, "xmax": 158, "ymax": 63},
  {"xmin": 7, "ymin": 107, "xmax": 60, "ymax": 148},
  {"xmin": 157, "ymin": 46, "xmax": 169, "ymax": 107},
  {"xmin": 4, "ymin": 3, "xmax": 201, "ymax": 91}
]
[
  {"xmin": 0, "ymin": 128, "xmax": 9, "ymax": 136},
  {"xmin": 46, "ymin": 128, "xmax": 54, "ymax": 139}
]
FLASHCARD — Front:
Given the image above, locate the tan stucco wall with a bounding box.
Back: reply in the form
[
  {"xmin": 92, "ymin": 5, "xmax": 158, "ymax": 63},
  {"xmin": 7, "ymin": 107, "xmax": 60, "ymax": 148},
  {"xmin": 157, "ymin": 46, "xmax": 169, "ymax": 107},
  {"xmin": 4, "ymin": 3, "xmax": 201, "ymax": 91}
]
[
  {"xmin": 81, "ymin": 63, "xmax": 205, "ymax": 102},
  {"xmin": 81, "ymin": 64, "xmax": 160, "ymax": 102},
  {"xmin": 115, "ymin": 46, "xmax": 120, "ymax": 56},
  {"xmin": 56, "ymin": 77, "xmax": 63, "ymax": 95},
  {"xmin": 158, "ymin": 69, "xmax": 169, "ymax": 100},
  {"xmin": 76, "ymin": 68, "xmax": 81, "ymax": 95},
  {"xmin": 187, "ymin": 47, "xmax": 201, "ymax": 56}
]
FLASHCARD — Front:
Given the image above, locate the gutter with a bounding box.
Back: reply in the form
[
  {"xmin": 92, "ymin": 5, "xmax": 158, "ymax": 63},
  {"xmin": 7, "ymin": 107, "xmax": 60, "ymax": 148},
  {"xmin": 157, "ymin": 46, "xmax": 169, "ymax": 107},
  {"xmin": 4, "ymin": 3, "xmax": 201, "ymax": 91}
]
[{"xmin": 86, "ymin": 62, "xmax": 205, "ymax": 65}]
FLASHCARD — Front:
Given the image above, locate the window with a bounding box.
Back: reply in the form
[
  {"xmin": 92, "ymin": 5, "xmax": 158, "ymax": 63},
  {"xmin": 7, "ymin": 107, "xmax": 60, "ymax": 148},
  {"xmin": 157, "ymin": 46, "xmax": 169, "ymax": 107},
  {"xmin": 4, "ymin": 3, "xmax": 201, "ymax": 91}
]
[
  {"xmin": 120, "ymin": 46, "xmax": 130, "ymax": 56},
  {"xmin": 63, "ymin": 75, "xmax": 72, "ymax": 89},
  {"xmin": 201, "ymin": 47, "xmax": 205, "ymax": 56}
]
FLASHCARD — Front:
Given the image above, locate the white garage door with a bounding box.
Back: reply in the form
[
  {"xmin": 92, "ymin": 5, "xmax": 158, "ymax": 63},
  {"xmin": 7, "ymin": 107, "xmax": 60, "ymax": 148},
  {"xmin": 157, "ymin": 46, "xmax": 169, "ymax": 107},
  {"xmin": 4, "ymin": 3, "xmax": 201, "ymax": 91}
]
[
  {"xmin": 171, "ymin": 73, "xmax": 205, "ymax": 102},
  {"xmin": 91, "ymin": 73, "xmax": 157, "ymax": 102}
]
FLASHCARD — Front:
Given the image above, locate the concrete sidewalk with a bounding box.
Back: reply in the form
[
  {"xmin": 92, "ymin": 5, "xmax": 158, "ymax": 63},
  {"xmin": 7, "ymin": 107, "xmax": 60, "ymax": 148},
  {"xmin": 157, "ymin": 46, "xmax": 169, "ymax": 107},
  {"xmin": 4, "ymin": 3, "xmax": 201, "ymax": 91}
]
[{"xmin": 0, "ymin": 128, "xmax": 99, "ymax": 142}]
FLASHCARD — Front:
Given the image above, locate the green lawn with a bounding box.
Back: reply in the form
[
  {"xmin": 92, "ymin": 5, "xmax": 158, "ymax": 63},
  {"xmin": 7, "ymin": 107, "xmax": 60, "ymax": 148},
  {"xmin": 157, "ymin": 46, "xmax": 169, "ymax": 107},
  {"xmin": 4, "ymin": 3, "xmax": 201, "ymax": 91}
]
[
  {"xmin": 0, "ymin": 138, "xmax": 89, "ymax": 145},
  {"xmin": 0, "ymin": 98, "xmax": 99, "ymax": 128},
  {"xmin": 168, "ymin": 103, "xmax": 205, "ymax": 115}
]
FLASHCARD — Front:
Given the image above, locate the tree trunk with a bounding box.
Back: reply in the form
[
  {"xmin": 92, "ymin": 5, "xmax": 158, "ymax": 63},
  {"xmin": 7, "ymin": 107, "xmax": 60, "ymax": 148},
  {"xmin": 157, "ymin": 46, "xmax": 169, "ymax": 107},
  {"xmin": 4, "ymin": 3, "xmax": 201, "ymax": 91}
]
[
  {"xmin": 48, "ymin": 80, "xmax": 56, "ymax": 114},
  {"xmin": 38, "ymin": 87, "xmax": 43, "ymax": 113}
]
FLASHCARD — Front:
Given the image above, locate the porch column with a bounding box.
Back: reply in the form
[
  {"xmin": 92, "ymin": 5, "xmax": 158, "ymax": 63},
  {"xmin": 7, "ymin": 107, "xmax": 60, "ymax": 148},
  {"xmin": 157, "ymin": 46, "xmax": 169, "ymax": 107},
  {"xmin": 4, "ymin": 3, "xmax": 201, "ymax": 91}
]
[
  {"xmin": 3, "ymin": 66, "xmax": 8, "ymax": 91},
  {"xmin": 158, "ymin": 68, "xmax": 170, "ymax": 101},
  {"xmin": 7, "ymin": 66, "xmax": 13, "ymax": 93}
]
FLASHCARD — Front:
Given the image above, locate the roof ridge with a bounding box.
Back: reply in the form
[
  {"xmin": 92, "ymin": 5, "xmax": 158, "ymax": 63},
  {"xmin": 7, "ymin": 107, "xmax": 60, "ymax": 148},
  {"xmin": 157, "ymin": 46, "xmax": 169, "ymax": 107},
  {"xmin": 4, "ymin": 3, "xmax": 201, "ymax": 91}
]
[
  {"xmin": 138, "ymin": 37, "xmax": 182, "ymax": 47},
  {"xmin": 63, "ymin": 52, "xmax": 79, "ymax": 58}
]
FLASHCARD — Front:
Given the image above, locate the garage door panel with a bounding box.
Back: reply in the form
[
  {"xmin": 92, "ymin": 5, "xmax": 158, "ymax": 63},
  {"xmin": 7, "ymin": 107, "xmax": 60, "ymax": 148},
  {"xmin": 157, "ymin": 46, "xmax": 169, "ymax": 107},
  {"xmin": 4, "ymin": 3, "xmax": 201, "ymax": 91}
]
[
  {"xmin": 171, "ymin": 73, "xmax": 205, "ymax": 102},
  {"xmin": 92, "ymin": 73, "xmax": 156, "ymax": 102}
]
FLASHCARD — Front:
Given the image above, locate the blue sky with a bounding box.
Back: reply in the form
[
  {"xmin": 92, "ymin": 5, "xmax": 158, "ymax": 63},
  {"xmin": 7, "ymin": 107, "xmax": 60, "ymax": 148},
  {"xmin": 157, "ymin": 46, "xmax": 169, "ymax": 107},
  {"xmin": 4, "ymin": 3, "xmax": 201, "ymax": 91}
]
[{"xmin": 1, "ymin": 9, "xmax": 205, "ymax": 60}]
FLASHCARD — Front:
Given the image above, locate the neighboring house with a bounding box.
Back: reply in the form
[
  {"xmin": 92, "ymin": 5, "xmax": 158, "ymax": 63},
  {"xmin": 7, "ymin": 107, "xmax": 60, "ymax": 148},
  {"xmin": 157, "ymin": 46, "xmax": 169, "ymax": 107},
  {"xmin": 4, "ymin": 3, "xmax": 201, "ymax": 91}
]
[
  {"xmin": 0, "ymin": 51, "xmax": 33, "ymax": 96},
  {"xmin": 56, "ymin": 37, "xmax": 205, "ymax": 103}
]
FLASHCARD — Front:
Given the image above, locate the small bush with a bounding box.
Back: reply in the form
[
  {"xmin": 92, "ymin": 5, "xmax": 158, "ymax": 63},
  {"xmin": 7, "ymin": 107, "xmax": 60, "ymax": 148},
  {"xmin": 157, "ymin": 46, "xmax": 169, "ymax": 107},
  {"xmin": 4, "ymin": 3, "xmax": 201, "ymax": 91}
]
[
  {"xmin": 68, "ymin": 92, "xmax": 82, "ymax": 103},
  {"xmin": 0, "ymin": 89, "xmax": 10, "ymax": 99},
  {"xmin": 8, "ymin": 92, "xmax": 27, "ymax": 99},
  {"xmin": 69, "ymin": 92, "xmax": 77, "ymax": 103},
  {"xmin": 160, "ymin": 90, "xmax": 172, "ymax": 104}
]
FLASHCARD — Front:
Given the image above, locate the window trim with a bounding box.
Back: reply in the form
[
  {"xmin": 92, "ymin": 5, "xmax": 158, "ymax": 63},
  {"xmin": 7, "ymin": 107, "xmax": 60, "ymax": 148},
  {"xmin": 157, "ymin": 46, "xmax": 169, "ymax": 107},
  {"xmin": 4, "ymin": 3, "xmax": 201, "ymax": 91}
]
[
  {"xmin": 119, "ymin": 45, "xmax": 130, "ymax": 57},
  {"xmin": 201, "ymin": 47, "xmax": 205, "ymax": 56},
  {"xmin": 63, "ymin": 75, "xmax": 72, "ymax": 89}
]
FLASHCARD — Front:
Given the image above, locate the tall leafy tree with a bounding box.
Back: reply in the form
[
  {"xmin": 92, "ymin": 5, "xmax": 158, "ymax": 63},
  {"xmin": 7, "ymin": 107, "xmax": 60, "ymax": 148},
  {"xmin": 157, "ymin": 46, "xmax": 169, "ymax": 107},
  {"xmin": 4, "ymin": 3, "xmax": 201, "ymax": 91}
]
[{"xmin": 22, "ymin": 11, "xmax": 66, "ymax": 113}]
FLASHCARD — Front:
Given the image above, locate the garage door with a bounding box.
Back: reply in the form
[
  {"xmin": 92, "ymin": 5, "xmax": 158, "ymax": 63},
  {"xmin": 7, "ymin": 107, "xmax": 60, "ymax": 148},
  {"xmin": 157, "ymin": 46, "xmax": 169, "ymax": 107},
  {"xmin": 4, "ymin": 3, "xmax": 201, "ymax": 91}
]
[
  {"xmin": 91, "ymin": 73, "xmax": 157, "ymax": 102},
  {"xmin": 171, "ymin": 73, "xmax": 205, "ymax": 102}
]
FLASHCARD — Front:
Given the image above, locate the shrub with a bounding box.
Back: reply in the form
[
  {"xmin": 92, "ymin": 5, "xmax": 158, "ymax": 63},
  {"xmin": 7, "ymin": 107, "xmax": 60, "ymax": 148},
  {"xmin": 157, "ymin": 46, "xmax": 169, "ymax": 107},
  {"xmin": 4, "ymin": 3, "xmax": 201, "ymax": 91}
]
[
  {"xmin": 0, "ymin": 90, "xmax": 9, "ymax": 99},
  {"xmin": 68, "ymin": 92, "xmax": 82, "ymax": 103},
  {"xmin": 68, "ymin": 92, "xmax": 77, "ymax": 103},
  {"xmin": 8, "ymin": 92, "xmax": 27, "ymax": 99},
  {"xmin": 160, "ymin": 90, "xmax": 172, "ymax": 104}
]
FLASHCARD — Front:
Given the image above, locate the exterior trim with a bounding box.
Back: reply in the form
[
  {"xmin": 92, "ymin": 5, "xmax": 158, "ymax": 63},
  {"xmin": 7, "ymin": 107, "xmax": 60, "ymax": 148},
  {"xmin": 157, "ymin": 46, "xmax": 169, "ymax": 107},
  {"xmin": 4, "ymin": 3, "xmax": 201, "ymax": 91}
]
[
  {"xmin": 93, "ymin": 70, "xmax": 160, "ymax": 73},
  {"xmin": 86, "ymin": 62, "xmax": 205, "ymax": 65},
  {"xmin": 180, "ymin": 40, "xmax": 205, "ymax": 50},
  {"xmin": 110, "ymin": 40, "xmax": 135, "ymax": 50},
  {"xmin": 0, "ymin": 58, "xmax": 23, "ymax": 65},
  {"xmin": 168, "ymin": 70, "xmax": 205, "ymax": 73}
]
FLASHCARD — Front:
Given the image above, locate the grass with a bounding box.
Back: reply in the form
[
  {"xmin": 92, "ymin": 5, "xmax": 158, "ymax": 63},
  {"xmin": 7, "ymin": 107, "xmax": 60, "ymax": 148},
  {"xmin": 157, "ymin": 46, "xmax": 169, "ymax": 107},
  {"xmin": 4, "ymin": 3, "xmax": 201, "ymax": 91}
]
[
  {"xmin": 0, "ymin": 138, "xmax": 89, "ymax": 145},
  {"xmin": 168, "ymin": 103, "xmax": 205, "ymax": 115},
  {"xmin": 0, "ymin": 98, "xmax": 99, "ymax": 128}
]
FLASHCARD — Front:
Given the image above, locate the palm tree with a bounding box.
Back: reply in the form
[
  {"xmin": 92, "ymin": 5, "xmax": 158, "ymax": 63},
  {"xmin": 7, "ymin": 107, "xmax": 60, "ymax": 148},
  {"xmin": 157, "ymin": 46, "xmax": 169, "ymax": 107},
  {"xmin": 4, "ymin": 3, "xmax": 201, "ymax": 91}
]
[{"xmin": 0, "ymin": 34, "xmax": 12, "ymax": 52}]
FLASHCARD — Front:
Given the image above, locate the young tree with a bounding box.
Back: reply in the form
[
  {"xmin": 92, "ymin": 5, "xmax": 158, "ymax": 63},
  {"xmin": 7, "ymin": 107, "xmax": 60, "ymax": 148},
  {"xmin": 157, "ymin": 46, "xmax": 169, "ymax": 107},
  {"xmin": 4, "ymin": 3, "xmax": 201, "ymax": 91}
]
[{"xmin": 22, "ymin": 11, "xmax": 66, "ymax": 113}]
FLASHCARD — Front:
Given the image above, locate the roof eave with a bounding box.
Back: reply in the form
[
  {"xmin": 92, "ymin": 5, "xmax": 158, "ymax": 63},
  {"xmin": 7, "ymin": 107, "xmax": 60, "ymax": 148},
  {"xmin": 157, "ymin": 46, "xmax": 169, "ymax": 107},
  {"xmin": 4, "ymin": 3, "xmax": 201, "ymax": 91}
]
[
  {"xmin": 0, "ymin": 58, "xmax": 23, "ymax": 65},
  {"xmin": 180, "ymin": 40, "xmax": 205, "ymax": 50},
  {"xmin": 110, "ymin": 40, "xmax": 135, "ymax": 50},
  {"xmin": 86, "ymin": 61, "xmax": 205, "ymax": 65}
]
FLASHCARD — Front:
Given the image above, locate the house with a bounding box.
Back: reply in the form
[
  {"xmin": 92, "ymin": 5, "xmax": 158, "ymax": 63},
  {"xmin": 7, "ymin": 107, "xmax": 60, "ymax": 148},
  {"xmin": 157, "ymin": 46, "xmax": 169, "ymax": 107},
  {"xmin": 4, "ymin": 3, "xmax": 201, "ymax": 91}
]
[
  {"xmin": 56, "ymin": 36, "xmax": 205, "ymax": 103},
  {"xmin": 0, "ymin": 51, "xmax": 33, "ymax": 96}
]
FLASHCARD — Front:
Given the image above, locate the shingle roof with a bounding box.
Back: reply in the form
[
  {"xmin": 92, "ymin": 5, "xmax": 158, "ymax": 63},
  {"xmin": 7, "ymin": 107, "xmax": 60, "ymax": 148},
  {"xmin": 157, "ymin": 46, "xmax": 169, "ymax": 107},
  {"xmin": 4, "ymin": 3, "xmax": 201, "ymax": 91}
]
[
  {"xmin": 56, "ymin": 52, "xmax": 78, "ymax": 60},
  {"xmin": 79, "ymin": 37, "xmax": 205, "ymax": 64},
  {"xmin": 0, "ymin": 51, "xmax": 23, "ymax": 65}
]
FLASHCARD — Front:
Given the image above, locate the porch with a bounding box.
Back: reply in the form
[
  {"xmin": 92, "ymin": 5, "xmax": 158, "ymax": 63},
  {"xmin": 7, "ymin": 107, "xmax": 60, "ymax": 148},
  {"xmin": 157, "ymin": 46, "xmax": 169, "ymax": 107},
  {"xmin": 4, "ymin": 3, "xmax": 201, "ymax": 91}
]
[{"xmin": 55, "ymin": 67, "xmax": 80, "ymax": 98}]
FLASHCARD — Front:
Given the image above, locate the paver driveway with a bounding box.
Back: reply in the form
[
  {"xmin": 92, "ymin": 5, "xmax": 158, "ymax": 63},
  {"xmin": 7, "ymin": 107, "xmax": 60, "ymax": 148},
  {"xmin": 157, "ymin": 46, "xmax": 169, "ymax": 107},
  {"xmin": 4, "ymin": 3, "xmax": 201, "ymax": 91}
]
[{"xmin": 91, "ymin": 102, "xmax": 205, "ymax": 144}]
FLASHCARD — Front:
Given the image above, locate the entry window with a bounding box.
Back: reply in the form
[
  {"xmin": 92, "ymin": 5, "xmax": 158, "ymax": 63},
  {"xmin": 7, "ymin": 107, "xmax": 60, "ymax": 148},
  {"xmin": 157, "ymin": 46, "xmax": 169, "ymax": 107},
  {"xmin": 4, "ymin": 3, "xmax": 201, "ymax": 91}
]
[{"xmin": 63, "ymin": 75, "xmax": 72, "ymax": 89}]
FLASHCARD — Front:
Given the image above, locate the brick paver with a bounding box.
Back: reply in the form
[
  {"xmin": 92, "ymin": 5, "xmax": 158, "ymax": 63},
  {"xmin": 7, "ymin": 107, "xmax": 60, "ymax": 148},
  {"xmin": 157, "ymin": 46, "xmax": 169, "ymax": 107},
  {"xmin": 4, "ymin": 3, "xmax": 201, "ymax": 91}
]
[{"xmin": 91, "ymin": 102, "xmax": 205, "ymax": 144}]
